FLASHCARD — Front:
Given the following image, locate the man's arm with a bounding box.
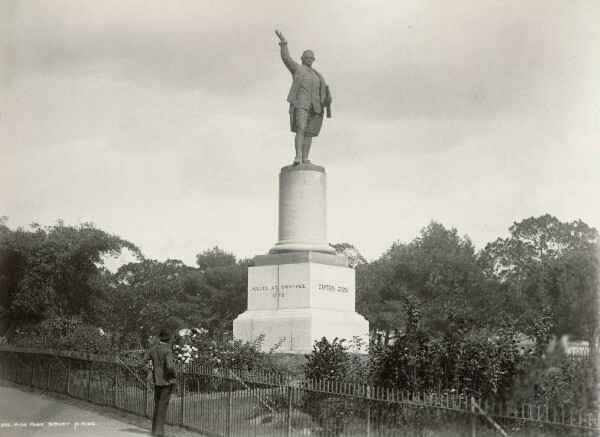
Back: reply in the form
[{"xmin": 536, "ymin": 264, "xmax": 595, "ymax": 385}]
[
  {"xmin": 164, "ymin": 348, "xmax": 175, "ymax": 373},
  {"xmin": 137, "ymin": 350, "xmax": 150, "ymax": 367},
  {"xmin": 275, "ymin": 30, "xmax": 298, "ymax": 74}
]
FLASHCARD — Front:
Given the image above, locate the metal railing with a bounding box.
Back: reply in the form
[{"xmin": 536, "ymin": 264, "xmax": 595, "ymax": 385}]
[{"xmin": 0, "ymin": 346, "xmax": 597, "ymax": 436}]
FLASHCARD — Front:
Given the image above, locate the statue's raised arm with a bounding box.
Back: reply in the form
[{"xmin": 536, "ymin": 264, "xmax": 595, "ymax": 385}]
[
  {"xmin": 275, "ymin": 29, "xmax": 330, "ymax": 165},
  {"xmin": 275, "ymin": 30, "xmax": 297, "ymax": 74}
]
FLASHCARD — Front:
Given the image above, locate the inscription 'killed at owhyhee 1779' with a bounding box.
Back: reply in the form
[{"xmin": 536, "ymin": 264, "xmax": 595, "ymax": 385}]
[{"xmin": 251, "ymin": 284, "xmax": 306, "ymax": 292}]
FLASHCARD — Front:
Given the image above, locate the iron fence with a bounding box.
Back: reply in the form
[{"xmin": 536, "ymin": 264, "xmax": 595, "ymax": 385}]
[{"xmin": 0, "ymin": 346, "xmax": 597, "ymax": 437}]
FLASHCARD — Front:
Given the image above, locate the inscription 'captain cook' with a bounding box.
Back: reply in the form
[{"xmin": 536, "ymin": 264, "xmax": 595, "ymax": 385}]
[{"xmin": 319, "ymin": 283, "xmax": 349, "ymax": 293}]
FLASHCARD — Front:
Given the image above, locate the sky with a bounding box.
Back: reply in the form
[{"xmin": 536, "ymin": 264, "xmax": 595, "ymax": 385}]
[{"xmin": 0, "ymin": 0, "xmax": 598, "ymax": 267}]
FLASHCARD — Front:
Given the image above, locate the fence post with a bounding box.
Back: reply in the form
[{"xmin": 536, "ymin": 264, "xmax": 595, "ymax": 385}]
[
  {"xmin": 470, "ymin": 396, "xmax": 476, "ymax": 437},
  {"xmin": 66, "ymin": 359, "xmax": 71, "ymax": 395},
  {"xmin": 144, "ymin": 380, "xmax": 150, "ymax": 418},
  {"xmin": 366, "ymin": 385, "xmax": 371, "ymax": 437},
  {"xmin": 113, "ymin": 362, "xmax": 118, "ymax": 407},
  {"xmin": 286, "ymin": 385, "xmax": 293, "ymax": 437},
  {"xmin": 226, "ymin": 379, "xmax": 233, "ymax": 437},
  {"xmin": 87, "ymin": 363, "xmax": 92, "ymax": 401},
  {"xmin": 30, "ymin": 355, "xmax": 34, "ymax": 387},
  {"xmin": 180, "ymin": 373, "xmax": 186, "ymax": 425},
  {"xmin": 46, "ymin": 360, "xmax": 51, "ymax": 391}
]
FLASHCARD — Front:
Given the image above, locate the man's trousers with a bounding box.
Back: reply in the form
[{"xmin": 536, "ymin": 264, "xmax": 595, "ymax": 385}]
[{"xmin": 152, "ymin": 384, "xmax": 173, "ymax": 436}]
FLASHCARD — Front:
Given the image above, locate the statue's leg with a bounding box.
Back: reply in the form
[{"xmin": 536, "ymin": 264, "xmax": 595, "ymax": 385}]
[
  {"xmin": 302, "ymin": 137, "xmax": 312, "ymax": 163},
  {"xmin": 293, "ymin": 108, "xmax": 308, "ymax": 164},
  {"xmin": 294, "ymin": 132, "xmax": 304, "ymax": 164}
]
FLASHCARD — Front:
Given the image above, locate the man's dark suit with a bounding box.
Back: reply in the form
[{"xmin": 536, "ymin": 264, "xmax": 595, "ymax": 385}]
[{"xmin": 139, "ymin": 342, "xmax": 177, "ymax": 436}]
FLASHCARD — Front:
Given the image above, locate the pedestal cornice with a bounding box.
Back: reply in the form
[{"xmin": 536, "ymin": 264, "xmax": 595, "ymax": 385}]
[{"xmin": 255, "ymin": 251, "xmax": 348, "ymax": 267}]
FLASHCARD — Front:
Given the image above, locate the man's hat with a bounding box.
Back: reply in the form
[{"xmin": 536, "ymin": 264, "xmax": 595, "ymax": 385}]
[{"xmin": 158, "ymin": 329, "xmax": 172, "ymax": 342}]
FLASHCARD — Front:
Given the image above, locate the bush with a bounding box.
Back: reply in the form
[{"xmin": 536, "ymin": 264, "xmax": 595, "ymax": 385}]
[
  {"xmin": 304, "ymin": 337, "xmax": 352, "ymax": 381},
  {"xmin": 172, "ymin": 330, "xmax": 272, "ymax": 370},
  {"xmin": 512, "ymin": 342, "xmax": 597, "ymax": 410},
  {"xmin": 56, "ymin": 325, "xmax": 113, "ymax": 354},
  {"xmin": 369, "ymin": 324, "xmax": 523, "ymax": 398},
  {"xmin": 10, "ymin": 312, "xmax": 84, "ymax": 349},
  {"xmin": 9, "ymin": 312, "xmax": 143, "ymax": 355}
]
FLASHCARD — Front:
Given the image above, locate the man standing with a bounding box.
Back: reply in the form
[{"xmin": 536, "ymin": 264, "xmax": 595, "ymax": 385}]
[
  {"xmin": 276, "ymin": 30, "xmax": 332, "ymax": 165},
  {"xmin": 138, "ymin": 329, "xmax": 177, "ymax": 437}
]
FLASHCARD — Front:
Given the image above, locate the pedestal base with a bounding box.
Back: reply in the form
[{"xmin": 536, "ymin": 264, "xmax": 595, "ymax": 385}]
[
  {"xmin": 233, "ymin": 308, "xmax": 369, "ymax": 353},
  {"xmin": 233, "ymin": 251, "xmax": 369, "ymax": 353}
]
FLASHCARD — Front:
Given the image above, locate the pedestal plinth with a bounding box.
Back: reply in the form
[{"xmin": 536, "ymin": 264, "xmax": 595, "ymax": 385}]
[
  {"xmin": 270, "ymin": 164, "xmax": 335, "ymax": 254},
  {"xmin": 232, "ymin": 252, "xmax": 369, "ymax": 353}
]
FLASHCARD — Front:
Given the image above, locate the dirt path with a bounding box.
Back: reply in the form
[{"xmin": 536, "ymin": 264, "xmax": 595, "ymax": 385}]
[{"xmin": 0, "ymin": 380, "xmax": 205, "ymax": 437}]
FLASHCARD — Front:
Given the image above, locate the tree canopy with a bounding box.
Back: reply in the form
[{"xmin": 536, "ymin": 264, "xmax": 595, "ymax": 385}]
[
  {"xmin": 0, "ymin": 221, "xmax": 141, "ymax": 329},
  {"xmin": 1, "ymin": 215, "xmax": 596, "ymax": 359}
]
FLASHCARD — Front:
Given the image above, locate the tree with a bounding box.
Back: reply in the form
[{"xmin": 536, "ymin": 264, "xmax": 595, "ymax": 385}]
[
  {"xmin": 480, "ymin": 215, "xmax": 599, "ymax": 354},
  {"xmin": 196, "ymin": 246, "xmax": 237, "ymax": 272},
  {"xmin": 0, "ymin": 220, "xmax": 141, "ymax": 330},
  {"xmin": 355, "ymin": 257, "xmax": 405, "ymax": 345},
  {"xmin": 98, "ymin": 259, "xmax": 194, "ymax": 345},
  {"xmin": 182, "ymin": 246, "xmax": 251, "ymax": 337},
  {"xmin": 358, "ymin": 222, "xmax": 486, "ymax": 340},
  {"xmin": 331, "ymin": 242, "xmax": 367, "ymax": 268}
]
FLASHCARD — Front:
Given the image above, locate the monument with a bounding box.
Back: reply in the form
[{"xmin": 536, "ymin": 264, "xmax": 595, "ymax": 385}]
[{"xmin": 232, "ymin": 31, "xmax": 369, "ymax": 353}]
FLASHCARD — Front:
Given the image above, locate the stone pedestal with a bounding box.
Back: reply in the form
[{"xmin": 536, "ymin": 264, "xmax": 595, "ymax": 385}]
[
  {"xmin": 233, "ymin": 252, "xmax": 369, "ymax": 352},
  {"xmin": 233, "ymin": 164, "xmax": 369, "ymax": 353}
]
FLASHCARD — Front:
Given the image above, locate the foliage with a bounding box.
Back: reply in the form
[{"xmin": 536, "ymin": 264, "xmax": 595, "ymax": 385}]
[
  {"xmin": 304, "ymin": 337, "xmax": 367, "ymax": 381},
  {"xmin": 331, "ymin": 242, "xmax": 367, "ymax": 268},
  {"xmin": 357, "ymin": 222, "xmax": 487, "ymax": 342},
  {"xmin": 480, "ymin": 215, "xmax": 599, "ymax": 354},
  {"xmin": 96, "ymin": 259, "xmax": 194, "ymax": 345},
  {"xmin": 369, "ymin": 299, "xmax": 523, "ymax": 398},
  {"xmin": 533, "ymin": 357, "xmax": 597, "ymax": 410},
  {"xmin": 56, "ymin": 325, "xmax": 114, "ymax": 354},
  {"xmin": 10, "ymin": 311, "xmax": 84, "ymax": 349},
  {"xmin": 172, "ymin": 330, "xmax": 271, "ymax": 370},
  {"xmin": 0, "ymin": 221, "xmax": 141, "ymax": 329},
  {"xmin": 302, "ymin": 337, "xmax": 364, "ymax": 434},
  {"xmin": 196, "ymin": 246, "xmax": 237, "ymax": 272},
  {"xmin": 1, "ymin": 214, "xmax": 597, "ymax": 416},
  {"xmin": 183, "ymin": 246, "xmax": 251, "ymax": 336},
  {"xmin": 8, "ymin": 311, "xmax": 125, "ymax": 354}
]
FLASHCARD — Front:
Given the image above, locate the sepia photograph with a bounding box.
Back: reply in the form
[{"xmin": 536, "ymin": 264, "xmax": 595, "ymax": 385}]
[{"xmin": 0, "ymin": 1, "xmax": 598, "ymax": 436}]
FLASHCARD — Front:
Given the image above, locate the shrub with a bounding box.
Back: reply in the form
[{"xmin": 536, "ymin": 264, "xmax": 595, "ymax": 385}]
[
  {"xmin": 512, "ymin": 343, "xmax": 597, "ymax": 410},
  {"xmin": 172, "ymin": 330, "xmax": 271, "ymax": 370},
  {"xmin": 301, "ymin": 337, "xmax": 366, "ymax": 435},
  {"xmin": 370, "ymin": 323, "xmax": 523, "ymax": 398},
  {"xmin": 304, "ymin": 337, "xmax": 352, "ymax": 381}
]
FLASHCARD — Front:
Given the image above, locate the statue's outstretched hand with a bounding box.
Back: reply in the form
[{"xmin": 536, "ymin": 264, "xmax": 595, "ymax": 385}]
[{"xmin": 275, "ymin": 30, "xmax": 287, "ymax": 44}]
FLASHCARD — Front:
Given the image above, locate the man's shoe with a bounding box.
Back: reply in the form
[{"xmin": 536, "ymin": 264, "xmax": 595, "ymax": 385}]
[
  {"xmin": 302, "ymin": 160, "xmax": 311, "ymax": 164},
  {"xmin": 293, "ymin": 157, "xmax": 301, "ymax": 165}
]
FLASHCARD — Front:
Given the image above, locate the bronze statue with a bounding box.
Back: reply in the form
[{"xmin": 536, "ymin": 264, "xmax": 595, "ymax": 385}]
[{"xmin": 276, "ymin": 30, "xmax": 332, "ymax": 165}]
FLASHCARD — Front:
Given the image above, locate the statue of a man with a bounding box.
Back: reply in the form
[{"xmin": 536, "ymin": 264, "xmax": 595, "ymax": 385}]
[{"xmin": 276, "ymin": 30, "xmax": 332, "ymax": 165}]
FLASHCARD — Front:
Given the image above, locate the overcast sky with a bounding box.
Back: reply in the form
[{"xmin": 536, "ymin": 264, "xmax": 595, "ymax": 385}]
[{"xmin": 1, "ymin": 0, "xmax": 598, "ymax": 266}]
